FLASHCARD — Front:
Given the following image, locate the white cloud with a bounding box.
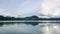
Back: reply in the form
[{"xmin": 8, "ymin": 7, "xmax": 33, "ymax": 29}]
[
  {"xmin": 0, "ymin": 0, "xmax": 60, "ymax": 18},
  {"xmin": 39, "ymin": 0, "xmax": 60, "ymax": 18},
  {"xmin": 0, "ymin": 0, "xmax": 41, "ymax": 17}
]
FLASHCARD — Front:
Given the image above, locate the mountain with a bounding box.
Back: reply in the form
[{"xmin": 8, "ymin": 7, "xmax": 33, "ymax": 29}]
[{"xmin": 0, "ymin": 15, "xmax": 60, "ymax": 20}]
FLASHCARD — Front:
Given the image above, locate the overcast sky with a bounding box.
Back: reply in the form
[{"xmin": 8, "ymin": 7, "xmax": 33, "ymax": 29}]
[{"xmin": 0, "ymin": 0, "xmax": 60, "ymax": 18}]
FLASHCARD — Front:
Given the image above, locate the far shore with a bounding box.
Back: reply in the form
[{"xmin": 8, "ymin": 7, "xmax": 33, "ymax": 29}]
[{"xmin": 0, "ymin": 20, "xmax": 60, "ymax": 23}]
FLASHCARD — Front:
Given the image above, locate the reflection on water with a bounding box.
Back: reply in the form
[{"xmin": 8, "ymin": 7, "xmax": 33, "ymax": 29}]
[
  {"xmin": 0, "ymin": 22, "xmax": 39, "ymax": 26},
  {"xmin": 0, "ymin": 22, "xmax": 60, "ymax": 34}
]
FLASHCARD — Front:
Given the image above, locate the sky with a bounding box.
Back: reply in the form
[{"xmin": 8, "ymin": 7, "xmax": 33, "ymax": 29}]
[{"xmin": 0, "ymin": 0, "xmax": 60, "ymax": 18}]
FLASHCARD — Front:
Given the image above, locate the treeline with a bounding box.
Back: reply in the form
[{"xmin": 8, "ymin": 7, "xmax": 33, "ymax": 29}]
[
  {"xmin": 0, "ymin": 15, "xmax": 39, "ymax": 20},
  {"xmin": 0, "ymin": 15, "xmax": 60, "ymax": 20}
]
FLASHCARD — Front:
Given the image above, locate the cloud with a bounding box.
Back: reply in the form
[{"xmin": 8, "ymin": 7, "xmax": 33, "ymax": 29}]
[
  {"xmin": 0, "ymin": 0, "xmax": 60, "ymax": 18},
  {"xmin": 0, "ymin": 0, "xmax": 41, "ymax": 17},
  {"xmin": 39, "ymin": 0, "xmax": 60, "ymax": 18}
]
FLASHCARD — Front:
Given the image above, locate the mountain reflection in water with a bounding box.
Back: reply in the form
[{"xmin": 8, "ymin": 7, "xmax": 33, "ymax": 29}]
[
  {"xmin": 0, "ymin": 22, "xmax": 39, "ymax": 26},
  {"xmin": 0, "ymin": 21, "xmax": 60, "ymax": 34}
]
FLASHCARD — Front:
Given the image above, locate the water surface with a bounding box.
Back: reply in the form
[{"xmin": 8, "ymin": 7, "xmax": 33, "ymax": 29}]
[{"xmin": 0, "ymin": 22, "xmax": 60, "ymax": 34}]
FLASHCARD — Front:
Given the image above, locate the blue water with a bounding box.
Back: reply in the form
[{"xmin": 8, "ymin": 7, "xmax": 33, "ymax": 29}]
[{"xmin": 0, "ymin": 22, "xmax": 60, "ymax": 34}]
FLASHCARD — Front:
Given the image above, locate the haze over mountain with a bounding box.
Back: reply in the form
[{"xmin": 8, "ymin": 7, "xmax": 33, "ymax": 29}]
[{"xmin": 0, "ymin": 0, "xmax": 60, "ymax": 18}]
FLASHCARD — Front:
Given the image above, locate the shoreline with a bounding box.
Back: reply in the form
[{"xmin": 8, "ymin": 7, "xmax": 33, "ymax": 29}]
[{"xmin": 0, "ymin": 20, "xmax": 60, "ymax": 22}]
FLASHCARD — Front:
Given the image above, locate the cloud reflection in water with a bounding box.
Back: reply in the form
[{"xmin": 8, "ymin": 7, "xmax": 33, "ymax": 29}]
[
  {"xmin": 0, "ymin": 22, "xmax": 60, "ymax": 34},
  {"xmin": 38, "ymin": 23, "xmax": 60, "ymax": 34}
]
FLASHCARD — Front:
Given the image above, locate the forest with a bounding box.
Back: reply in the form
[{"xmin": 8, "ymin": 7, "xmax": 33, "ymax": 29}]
[{"xmin": 0, "ymin": 15, "xmax": 60, "ymax": 20}]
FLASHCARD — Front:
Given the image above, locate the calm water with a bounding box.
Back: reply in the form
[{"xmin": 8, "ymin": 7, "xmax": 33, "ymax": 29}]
[{"xmin": 0, "ymin": 22, "xmax": 60, "ymax": 34}]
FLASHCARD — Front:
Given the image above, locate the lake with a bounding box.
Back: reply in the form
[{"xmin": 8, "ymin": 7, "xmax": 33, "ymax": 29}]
[{"xmin": 0, "ymin": 21, "xmax": 60, "ymax": 34}]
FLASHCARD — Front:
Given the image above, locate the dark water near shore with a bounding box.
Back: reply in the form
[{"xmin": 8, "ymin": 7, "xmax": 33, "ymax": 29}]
[{"xmin": 0, "ymin": 22, "xmax": 60, "ymax": 34}]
